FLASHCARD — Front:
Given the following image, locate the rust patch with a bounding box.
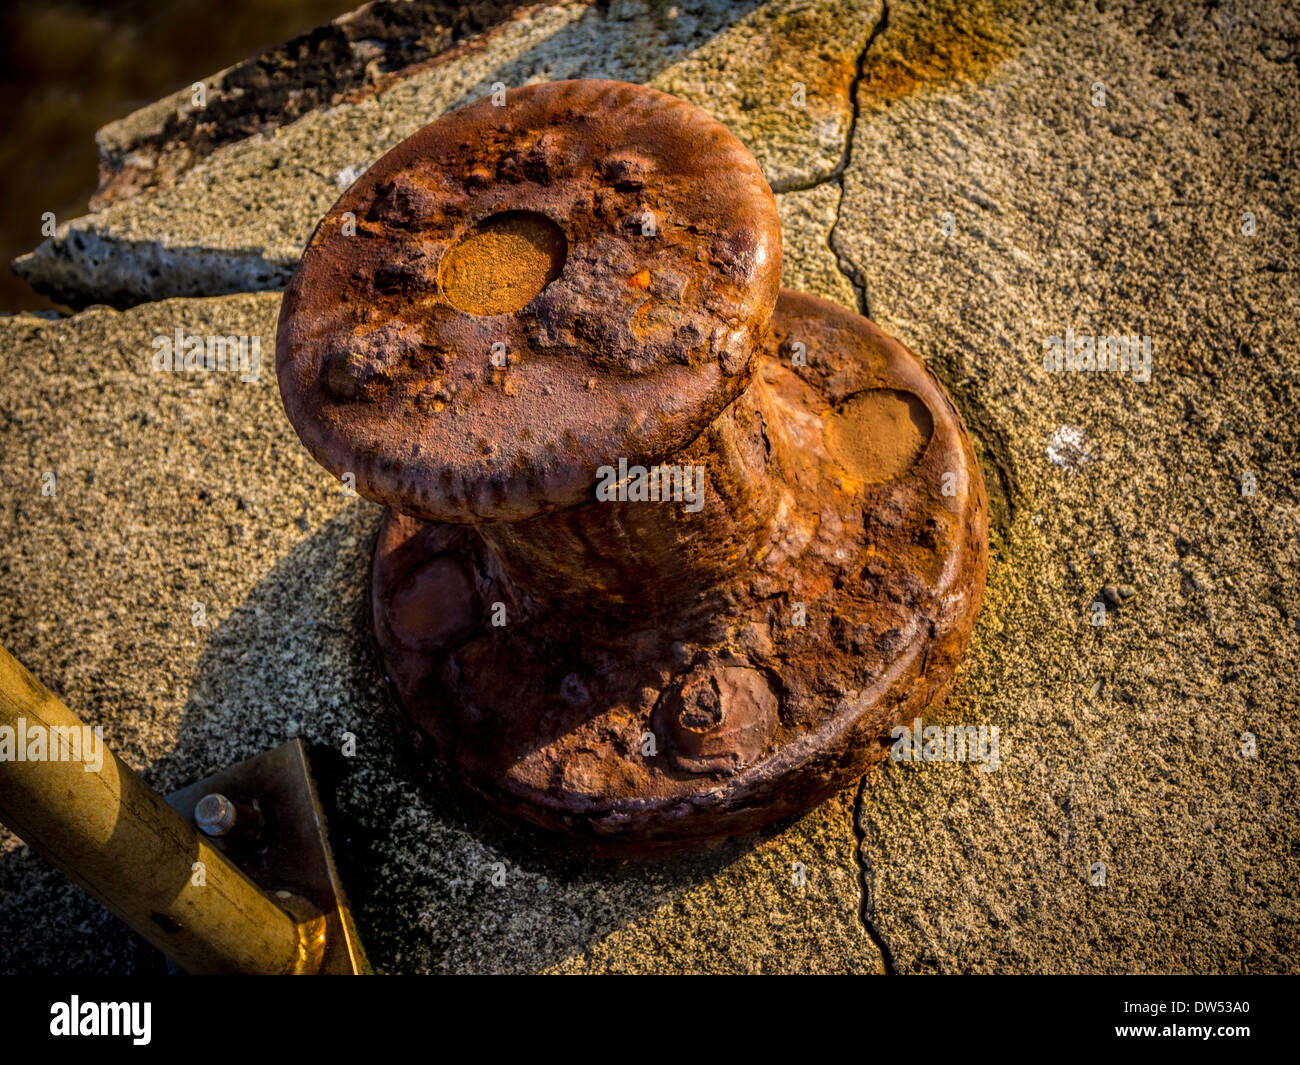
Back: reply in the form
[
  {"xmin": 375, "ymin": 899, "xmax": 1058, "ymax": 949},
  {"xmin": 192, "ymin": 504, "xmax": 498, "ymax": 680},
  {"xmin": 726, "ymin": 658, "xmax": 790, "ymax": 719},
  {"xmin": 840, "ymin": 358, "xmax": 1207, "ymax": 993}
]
[
  {"xmin": 825, "ymin": 388, "xmax": 933, "ymax": 484},
  {"xmin": 857, "ymin": 0, "xmax": 1021, "ymax": 104},
  {"xmin": 438, "ymin": 210, "xmax": 567, "ymax": 316},
  {"xmin": 725, "ymin": 4, "xmax": 864, "ymax": 116}
]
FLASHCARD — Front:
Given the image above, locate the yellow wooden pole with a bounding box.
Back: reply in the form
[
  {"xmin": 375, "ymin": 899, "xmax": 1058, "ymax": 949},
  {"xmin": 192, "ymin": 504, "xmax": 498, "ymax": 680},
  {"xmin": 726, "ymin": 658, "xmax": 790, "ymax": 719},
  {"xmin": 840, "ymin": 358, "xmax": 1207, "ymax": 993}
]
[{"xmin": 0, "ymin": 643, "xmax": 319, "ymax": 974}]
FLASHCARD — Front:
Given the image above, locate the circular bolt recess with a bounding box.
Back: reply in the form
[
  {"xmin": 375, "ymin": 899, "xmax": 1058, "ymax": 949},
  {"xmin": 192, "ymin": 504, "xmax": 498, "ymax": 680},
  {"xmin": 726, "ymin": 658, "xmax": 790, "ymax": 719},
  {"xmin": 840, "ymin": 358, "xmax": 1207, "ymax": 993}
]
[
  {"xmin": 194, "ymin": 793, "xmax": 237, "ymax": 837},
  {"xmin": 277, "ymin": 80, "xmax": 989, "ymax": 851},
  {"xmin": 438, "ymin": 210, "xmax": 568, "ymax": 316}
]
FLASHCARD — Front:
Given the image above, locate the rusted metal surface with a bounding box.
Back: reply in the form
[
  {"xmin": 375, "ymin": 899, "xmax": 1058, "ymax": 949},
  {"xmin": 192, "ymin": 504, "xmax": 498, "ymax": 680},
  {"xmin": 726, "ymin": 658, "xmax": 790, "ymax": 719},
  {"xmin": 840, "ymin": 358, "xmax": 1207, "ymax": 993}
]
[
  {"xmin": 657, "ymin": 661, "xmax": 778, "ymax": 776},
  {"xmin": 277, "ymin": 79, "xmax": 988, "ymax": 849},
  {"xmin": 278, "ymin": 78, "xmax": 782, "ymax": 524},
  {"xmin": 477, "ymin": 371, "xmax": 788, "ymax": 620},
  {"xmin": 364, "ymin": 289, "xmax": 987, "ymax": 849}
]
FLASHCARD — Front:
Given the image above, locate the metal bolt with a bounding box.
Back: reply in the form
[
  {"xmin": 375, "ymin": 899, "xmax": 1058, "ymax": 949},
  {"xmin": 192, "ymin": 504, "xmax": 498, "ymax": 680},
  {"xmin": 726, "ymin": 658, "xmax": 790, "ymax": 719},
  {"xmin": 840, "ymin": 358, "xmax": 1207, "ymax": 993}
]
[
  {"xmin": 194, "ymin": 793, "xmax": 237, "ymax": 837},
  {"xmin": 276, "ymin": 80, "xmax": 989, "ymax": 849},
  {"xmin": 661, "ymin": 661, "xmax": 778, "ymax": 776},
  {"xmin": 194, "ymin": 792, "xmax": 262, "ymax": 848}
]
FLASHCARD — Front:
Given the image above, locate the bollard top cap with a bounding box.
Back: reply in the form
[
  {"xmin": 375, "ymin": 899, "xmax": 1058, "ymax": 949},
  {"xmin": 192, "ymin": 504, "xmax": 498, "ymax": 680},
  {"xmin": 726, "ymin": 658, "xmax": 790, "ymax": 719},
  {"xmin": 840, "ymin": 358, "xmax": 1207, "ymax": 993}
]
[{"xmin": 276, "ymin": 79, "xmax": 782, "ymax": 523}]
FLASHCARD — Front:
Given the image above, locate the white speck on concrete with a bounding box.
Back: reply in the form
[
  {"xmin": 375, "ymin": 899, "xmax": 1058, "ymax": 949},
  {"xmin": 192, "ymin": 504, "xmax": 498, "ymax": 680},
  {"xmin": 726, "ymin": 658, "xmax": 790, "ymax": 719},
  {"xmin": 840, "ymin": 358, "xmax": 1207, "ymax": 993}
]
[{"xmin": 1045, "ymin": 425, "xmax": 1092, "ymax": 472}]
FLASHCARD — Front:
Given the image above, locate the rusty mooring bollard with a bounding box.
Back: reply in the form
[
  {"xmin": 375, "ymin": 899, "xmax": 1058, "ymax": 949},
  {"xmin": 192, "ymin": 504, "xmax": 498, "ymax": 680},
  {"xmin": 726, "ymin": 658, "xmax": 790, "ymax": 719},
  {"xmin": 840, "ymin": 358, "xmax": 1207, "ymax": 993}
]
[{"xmin": 276, "ymin": 79, "xmax": 988, "ymax": 849}]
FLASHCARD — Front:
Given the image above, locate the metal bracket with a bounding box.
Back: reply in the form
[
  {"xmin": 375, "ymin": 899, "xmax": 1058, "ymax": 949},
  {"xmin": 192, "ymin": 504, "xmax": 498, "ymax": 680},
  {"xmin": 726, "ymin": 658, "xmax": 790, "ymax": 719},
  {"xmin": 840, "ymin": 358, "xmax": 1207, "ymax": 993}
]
[{"xmin": 167, "ymin": 740, "xmax": 369, "ymax": 975}]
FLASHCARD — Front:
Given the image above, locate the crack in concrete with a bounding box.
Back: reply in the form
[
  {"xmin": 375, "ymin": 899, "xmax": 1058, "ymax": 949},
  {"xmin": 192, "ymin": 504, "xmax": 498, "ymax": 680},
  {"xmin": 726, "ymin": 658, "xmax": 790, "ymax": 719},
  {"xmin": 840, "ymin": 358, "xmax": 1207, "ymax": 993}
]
[
  {"xmin": 827, "ymin": 0, "xmax": 889, "ymax": 319},
  {"xmin": 768, "ymin": 0, "xmax": 888, "ymax": 198},
  {"xmin": 814, "ymin": 0, "xmax": 1023, "ymax": 552},
  {"xmin": 852, "ymin": 775, "xmax": 899, "ymax": 973},
  {"xmin": 830, "ymin": 177, "xmax": 872, "ymax": 319}
]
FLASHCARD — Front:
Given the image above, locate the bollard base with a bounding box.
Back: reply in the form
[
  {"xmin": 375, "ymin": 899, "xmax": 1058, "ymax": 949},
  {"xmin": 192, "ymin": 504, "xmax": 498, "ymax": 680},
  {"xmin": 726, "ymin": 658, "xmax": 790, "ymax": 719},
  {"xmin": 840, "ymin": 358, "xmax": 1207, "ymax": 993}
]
[{"xmin": 370, "ymin": 292, "xmax": 989, "ymax": 851}]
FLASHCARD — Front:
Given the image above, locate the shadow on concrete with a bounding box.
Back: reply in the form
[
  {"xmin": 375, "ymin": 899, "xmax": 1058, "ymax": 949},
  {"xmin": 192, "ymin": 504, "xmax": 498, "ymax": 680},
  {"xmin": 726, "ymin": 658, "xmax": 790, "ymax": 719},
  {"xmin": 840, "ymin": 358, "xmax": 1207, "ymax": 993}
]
[{"xmin": 139, "ymin": 509, "xmax": 792, "ymax": 974}]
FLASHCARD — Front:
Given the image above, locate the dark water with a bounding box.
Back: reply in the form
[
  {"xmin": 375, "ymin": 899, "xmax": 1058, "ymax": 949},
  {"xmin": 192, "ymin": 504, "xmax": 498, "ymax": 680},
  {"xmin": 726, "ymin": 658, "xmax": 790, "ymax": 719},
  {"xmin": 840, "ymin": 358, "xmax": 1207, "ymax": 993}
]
[{"xmin": 0, "ymin": 0, "xmax": 361, "ymax": 312}]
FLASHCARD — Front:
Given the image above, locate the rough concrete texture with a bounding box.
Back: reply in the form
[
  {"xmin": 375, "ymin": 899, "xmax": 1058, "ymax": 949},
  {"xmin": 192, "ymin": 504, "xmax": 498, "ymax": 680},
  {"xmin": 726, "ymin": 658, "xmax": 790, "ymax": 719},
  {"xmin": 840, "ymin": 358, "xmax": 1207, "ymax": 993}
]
[
  {"xmin": 776, "ymin": 183, "xmax": 860, "ymax": 312},
  {"xmin": 836, "ymin": 0, "xmax": 1299, "ymax": 972},
  {"xmin": 2, "ymin": 0, "xmax": 1298, "ymax": 974},
  {"xmin": 0, "ymin": 295, "xmax": 877, "ymax": 974},
  {"xmin": 15, "ymin": 0, "xmax": 880, "ymax": 308}
]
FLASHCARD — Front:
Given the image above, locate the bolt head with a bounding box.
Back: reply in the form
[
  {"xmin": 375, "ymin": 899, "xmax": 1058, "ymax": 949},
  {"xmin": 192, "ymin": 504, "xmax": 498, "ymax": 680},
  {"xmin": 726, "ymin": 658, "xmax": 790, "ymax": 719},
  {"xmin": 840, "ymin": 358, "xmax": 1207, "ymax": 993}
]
[
  {"xmin": 194, "ymin": 793, "xmax": 236, "ymax": 837},
  {"xmin": 659, "ymin": 661, "xmax": 777, "ymax": 775}
]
